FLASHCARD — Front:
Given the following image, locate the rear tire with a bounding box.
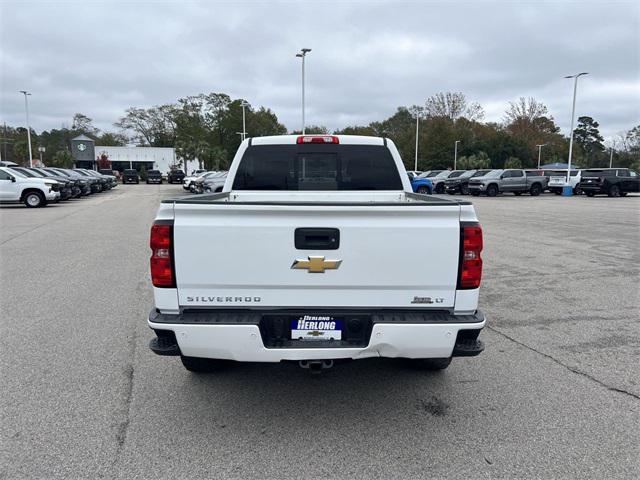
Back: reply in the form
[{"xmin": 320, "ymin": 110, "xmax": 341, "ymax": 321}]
[
  {"xmin": 573, "ymin": 186, "xmax": 582, "ymax": 195},
  {"xmin": 608, "ymin": 185, "xmax": 621, "ymax": 197},
  {"xmin": 417, "ymin": 185, "xmax": 428, "ymax": 194},
  {"xmin": 514, "ymin": 192, "xmax": 522, "ymax": 196},
  {"xmin": 407, "ymin": 358, "xmax": 452, "ymax": 370},
  {"xmin": 24, "ymin": 191, "xmax": 45, "ymax": 208},
  {"xmin": 460, "ymin": 184, "xmax": 469, "ymax": 195},
  {"xmin": 435, "ymin": 183, "xmax": 445, "ymax": 194},
  {"xmin": 180, "ymin": 356, "xmax": 226, "ymax": 373},
  {"xmin": 486, "ymin": 184, "xmax": 498, "ymax": 197},
  {"xmin": 529, "ymin": 184, "xmax": 542, "ymax": 196},
  {"xmin": 586, "ymin": 191, "xmax": 595, "ymax": 197}
]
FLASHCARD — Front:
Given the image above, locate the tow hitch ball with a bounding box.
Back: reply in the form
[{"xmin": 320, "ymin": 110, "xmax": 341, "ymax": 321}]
[{"xmin": 299, "ymin": 359, "xmax": 334, "ymax": 374}]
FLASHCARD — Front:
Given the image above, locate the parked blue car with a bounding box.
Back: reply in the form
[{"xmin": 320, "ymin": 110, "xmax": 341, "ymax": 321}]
[{"xmin": 408, "ymin": 173, "xmax": 433, "ymax": 194}]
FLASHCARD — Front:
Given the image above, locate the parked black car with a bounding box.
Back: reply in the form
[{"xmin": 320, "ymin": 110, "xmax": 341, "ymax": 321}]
[
  {"xmin": 580, "ymin": 168, "xmax": 639, "ymax": 197},
  {"xmin": 167, "ymin": 169, "xmax": 185, "ymax": 184},
  {"xmin": 445, "ymin": 169, "xmax": 493, "ymax": 195},
  {"xmin": 122, "ymin": 169, "xmax": 139, "ymax": 184},
  {"xmin": 32, "ymin": 167, "xmax": 83, "ymax": 198},
  {"xmin": 146, "ymin": 170, "xmax": 163, "ymax": 184},
  {"xmin": 49, "ymin": 168, "xmax": 99, "ymax": 194},
  {"xmin": 73, "ymin": 169, "xmax": 109, "ymax": 191},
  {"xmin": 78, "ymin": 169, "xmax": 117, "ymax": 189}
]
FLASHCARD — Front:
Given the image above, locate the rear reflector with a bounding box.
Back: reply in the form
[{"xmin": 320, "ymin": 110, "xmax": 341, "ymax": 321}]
[
  {"xmin": 296, "ymin": 135, "xmax": 339, "ymax": 144},
  {"xmin": 150, "ymin": 222, "xmax": 175, "ymax": 288},
  {"xmin": 458, "ymin": 223, "xmax": 483, "ymax": 289}
]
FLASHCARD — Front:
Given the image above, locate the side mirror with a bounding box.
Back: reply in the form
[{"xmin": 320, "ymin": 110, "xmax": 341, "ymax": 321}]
[
  {"xmin": 11, "ymin": 176, "xmax": 16, "ymax": 182},
  {"xmin": 499, "ymin": 175, "xmax": 504, "ymax": 179}
]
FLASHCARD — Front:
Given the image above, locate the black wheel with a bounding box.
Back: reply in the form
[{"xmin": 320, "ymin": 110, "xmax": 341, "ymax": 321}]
[
  {"xmin": 608, "ymin": 185, "xmax": 621, "ymax": 197},
  {"xmin": 146, "ymin": 180, "xmax": 149, "ymax": 184},
  {"xmin": 24, "ymin": 191, "xmax": 45, "ymax": 208},
  {"xmin": 435, "ymin": 183, "xmax": 445, "ymax": 194},
  {"xmin": 529, "ymin": 184, "xmax": 542, "ymax": 196},
  {"xmin": 554, "ymin": 190, "xmax": 561, "ymax": 195},
  {"xmin": 486, "ymin": 184, "xmax": 498, "ymax": 197},
  {"xmin": 417, "ymin": 186, "xmax": 428, "ymax": 194},
  {"xmin": 586, "ymin": 191, "xmax": 595, "ymax": 197},
  {"xmin": 406, "ymin": 358, "xmax": 452, "ymax": 370},
  {"xmin": 460, "ymin": 184, "xmax": 469, "ymax": 195},
  {"xmin": 136, "ymin": 180, "xmax": 139, "ymax": 184},
  {"xmin": 514, "ymin": 191, "xmax": 522, "ymax": 196},
  {"xmin": 470, "ymin": 191, "xmax": 480, "ymax": 196},
  {"xmin": 620, "ymin": 192, "xmax": 628, "ymax": 196},
  {"xmin": 180, "ymin": 356, "xmax": 226, "ymax": 373},
  {"xmin": 573, "ymin": 186, "xmax": 582, "ymax": 195}
]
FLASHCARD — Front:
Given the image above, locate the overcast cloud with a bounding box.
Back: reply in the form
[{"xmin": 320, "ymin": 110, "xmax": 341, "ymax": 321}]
[{"xmin": 1, "ymin": 0, "xmax": 638, "ymax": 141}]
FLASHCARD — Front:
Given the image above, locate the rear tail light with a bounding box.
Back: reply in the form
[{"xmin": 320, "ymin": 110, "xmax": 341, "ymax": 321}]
[
  {"xmin": 458, "ymin": 223, "xmax": 483, "ymax": 289},
  {"xmin": 150, "ymin": 221, "xmax": 175, "ymax": 288},
  {"xmin": 296, "ymin": 135, "xmax": 339, "ymax": 144}
]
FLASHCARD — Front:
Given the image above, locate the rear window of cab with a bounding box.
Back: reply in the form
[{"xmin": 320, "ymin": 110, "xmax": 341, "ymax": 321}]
[{"xmin": 232, "ymin": 144, "xmax": 403, "ymax": 191}]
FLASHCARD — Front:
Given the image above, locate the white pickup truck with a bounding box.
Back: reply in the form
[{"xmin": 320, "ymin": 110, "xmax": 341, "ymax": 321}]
[{"xmin": 148, "ymin": 135, "xmax": 486, "ymax": 373}]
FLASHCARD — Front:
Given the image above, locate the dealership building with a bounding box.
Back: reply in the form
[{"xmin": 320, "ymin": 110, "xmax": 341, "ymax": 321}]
[{"xmin": 72, "ymin": 135, "xmax": 199, "ymax": 174}]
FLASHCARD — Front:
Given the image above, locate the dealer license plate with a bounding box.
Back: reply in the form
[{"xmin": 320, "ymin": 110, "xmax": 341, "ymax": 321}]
[{"xmin": 291, "ymin": 315, "xmax": 342, "ymax": 341}]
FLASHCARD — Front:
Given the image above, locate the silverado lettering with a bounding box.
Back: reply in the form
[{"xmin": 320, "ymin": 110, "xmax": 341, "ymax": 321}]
[{"xmin": 185, "ymin": 296, "xmax": 261, "ymax": 302}]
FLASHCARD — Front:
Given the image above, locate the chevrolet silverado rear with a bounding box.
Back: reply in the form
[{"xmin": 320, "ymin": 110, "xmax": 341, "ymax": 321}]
[{"xmin": 148, "ymin": 135, "xmax": 486, "ymax": 373}]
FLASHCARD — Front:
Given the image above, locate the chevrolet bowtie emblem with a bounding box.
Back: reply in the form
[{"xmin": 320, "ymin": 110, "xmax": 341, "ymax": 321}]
[
  {"xmin": 291, "ymin": 256, "xmax": 342, "ymax": 273},
  {"xmin": 307, "ymin": 330, "xmax": 324, "ymax": 336}
]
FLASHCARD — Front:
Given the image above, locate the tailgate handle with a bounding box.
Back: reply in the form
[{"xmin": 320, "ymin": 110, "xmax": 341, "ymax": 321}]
[{"xmin": 295, "ymin": 228, "xmax": 340, "ymax": 250}]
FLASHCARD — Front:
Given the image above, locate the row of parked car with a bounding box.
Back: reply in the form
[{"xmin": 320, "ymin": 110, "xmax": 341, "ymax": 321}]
[
  {"xmin": 181, "ymin": 170, "xmax": 228, "ymax": 193},
  {"xmin": 407, "ymin": 168, "xmax": 640, "ymax": 197},
  {"xmin": 0, "ymin": 163, "xmax": 118, "ymax": 207}
]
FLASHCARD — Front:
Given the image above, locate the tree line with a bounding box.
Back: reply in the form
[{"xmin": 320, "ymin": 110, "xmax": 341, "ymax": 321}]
[{"xmin": 1, "ymin": 91, "xmax": 638, "ymax": 171}]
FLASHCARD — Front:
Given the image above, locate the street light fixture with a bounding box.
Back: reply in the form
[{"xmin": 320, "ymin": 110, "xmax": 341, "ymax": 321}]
[
  {"xmin": 19, "ymin": 90, "xmax": 34, "ymax": 167},
  {"xmin": 563, "ymin": 72, "xmax": 589, "ymax": 195},
  {"xmin": 240, "ymin": 100, "xmax": 250, "ymax": 141},
  {"xmin": 295, "ymin": 48, "xmax": 311, "ymax": 134},
  {"xmin": 536, "ymin": 144, "xmax": 546, "ymax": 169},
  {"xmin": 454, "ymin": 140, "xmax": 461, "ymax": 170}
]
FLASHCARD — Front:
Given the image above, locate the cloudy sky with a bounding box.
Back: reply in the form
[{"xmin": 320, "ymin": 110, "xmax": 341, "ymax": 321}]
[{"xmin": 1, "ymin": 0, "xmax": 638, "ymax": 141}]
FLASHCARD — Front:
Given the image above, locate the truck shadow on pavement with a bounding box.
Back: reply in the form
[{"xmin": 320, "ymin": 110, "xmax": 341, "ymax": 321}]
[{"xmin": 172, "ymin": 358, "xmax": 458, "ymax": 424}]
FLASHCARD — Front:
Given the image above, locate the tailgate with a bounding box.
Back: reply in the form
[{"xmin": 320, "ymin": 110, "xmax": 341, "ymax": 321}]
[
  {"xmin": 548, "ymin": 176, "xmax": 566, "ymax": 186},
  {"xmin": 173, "ymin": 203, "xmax": 461, "ymax": 309}
]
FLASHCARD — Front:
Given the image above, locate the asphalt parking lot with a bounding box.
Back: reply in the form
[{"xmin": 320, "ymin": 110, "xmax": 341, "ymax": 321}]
[{"xmin": 1, "ymin": 185, "xmax": 639, "ymax": 479}]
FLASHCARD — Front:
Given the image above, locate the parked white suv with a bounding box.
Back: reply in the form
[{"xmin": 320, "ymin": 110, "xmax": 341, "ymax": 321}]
[{"xmin": 0, "ymin": 167, "xmax": 61, "ymax": 207}]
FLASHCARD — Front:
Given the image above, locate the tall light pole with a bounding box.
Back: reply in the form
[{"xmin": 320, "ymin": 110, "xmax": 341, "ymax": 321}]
[
  {"xmin": 414, "ymin": 108, "xmax": 422, "ymax": 171},
  {"xmin": 536, "ymin": 144, "xmax": 546, "ymax": 169},
  {"xmin": 564, "ymin": 72, "xmax": 588, "ymax": 193},
  {"xmin": 454, "ymin": 140, "xmax": 461, "ymax": 170},
  {"xmin": 240, "ymin": 100, "xmax": 249, "ymax": 141},
  {"xmin": 295, "ymin": 48, "xmax": 311, "ymax": 134},
  {"xmin": 19, "ymin": 90, "xmax": 34, "ymax": 167}
]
